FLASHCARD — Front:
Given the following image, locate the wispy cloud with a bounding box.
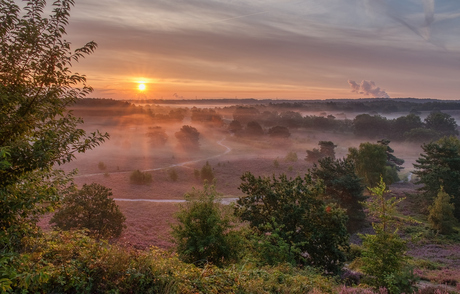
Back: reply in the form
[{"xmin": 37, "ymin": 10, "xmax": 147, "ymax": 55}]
[{"xmin": 62, "ymin": 0, "xmax": 460, "ymax": 99}]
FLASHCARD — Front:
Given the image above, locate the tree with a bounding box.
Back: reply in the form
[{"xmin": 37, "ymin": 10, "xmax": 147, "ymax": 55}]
[
  {"xmin": 390, "ymin": 114, "xmax": 423, "ymax": 141},
  {"xmin": 359, "ymin": 179, "xmax": 415, "ymax": 294},
  {"xmin": 146, "ymin": 126, "xmax": 168, "ymax": 147},
  {"xmin": 228, "ymin": 120, "xmax": 243, "ymax": 134},
  {"xmin": 0, "ymin": 0, "xmax": 107, "ymax": 249},
  {"xmin": 311, "ymin": 157, "xmax": 366, "ymax": 232},
  {"xmin": 245, "ymin": 121, "xmax": 264, "ymax": 137},
  {"xmin": 319, "ymin": 141, "xmax": 337, "ymax": 159},
  {"xmin": 348, "ymin": 142, "xmax": 389, "ymax": 187},
  {"xmin": 413, "ymin": 136, "xmax": 460, "ymax": 220},
  {"xmin": 50, "ymin": 183, "xmax": 126, "ymax": 239},
  {"xmin": 305, "ymin": 141, "xmax": 337, "ymax": 163},
  {"xmin": 235, "ymin": 172, "xmax": 349, "ymax": 274},
  {"xmin": 353, "ymin": 114, "xmax": 390, "ymax": 138},
  {"xmin": 428, "ymin": 187, "xmax": 456, "ymax": 235},
  {"xmin": 175, "ymin": 125, "xmax": 200, "ymax": 149},
  {"xmin": 268, "ymin": 125, "xmax": 290, "ymax": 138},
  {"xmin": 424, "ymin": 111, "xmax": 458, "ymax": 137},
  {"xmin": 233, "ymin": 106, "xmax": 260, "ymax": 125},
  {"xmin": 171, "ymin": 185, "xmax": 241, "ymax": 267}
]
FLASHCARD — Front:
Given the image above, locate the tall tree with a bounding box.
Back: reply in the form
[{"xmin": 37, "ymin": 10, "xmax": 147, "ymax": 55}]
[
  {"xmin": 311, "ymin": 157, "xmax": 366, "ymax": 232},
  {"xmin": 413, "ymin": 136, "xmax": 460, "ymax": 220},
  {"xmin": 0, "ymin": 0, "xmax": 107, "ymax": 249}
]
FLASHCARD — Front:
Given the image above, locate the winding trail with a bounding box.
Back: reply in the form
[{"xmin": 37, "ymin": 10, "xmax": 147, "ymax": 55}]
[
  {"xmin": 75, "ymin": 137, "xmax": 231, "ymax": 179},
  {"xmin": 74, "ymin": 137, "xmax": 234, "ymax": 203}
]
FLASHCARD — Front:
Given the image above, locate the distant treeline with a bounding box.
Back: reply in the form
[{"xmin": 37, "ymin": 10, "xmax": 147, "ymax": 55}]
[
  {"xmin": 76, "ymin": 98, "xmax": 459, "ymax": 142},
  {"xmin": 122, "ymin": 97, "xmax": 460, "ymax": 113}
]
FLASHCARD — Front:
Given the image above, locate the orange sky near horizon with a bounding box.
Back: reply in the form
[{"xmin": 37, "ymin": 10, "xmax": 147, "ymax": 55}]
[{"xmin": 59, "ymin": 0, "xmax": 460, "ymax": 100}]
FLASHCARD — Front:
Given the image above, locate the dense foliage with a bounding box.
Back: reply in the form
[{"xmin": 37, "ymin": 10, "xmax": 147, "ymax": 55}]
[
  {"xmin": 0, "ymin": 0, "xmax": 107, "ymax": 250},
  {"xmin": 413, "ymin": 136, "xmax": 460, "ymax": 220},
  {"xmin": 171, "ymin": 185, "xmax": 241, "ymax": 267},
  {"xmin": 305, "ymin": 141, "xmax": 337, "ymax": 162},
  {"xmin": 428, "ymin": 187, "xmax": 456, "ymax": 235},
  {"xmin": 236, "ymin": 172, "xmax": 349, "ymax": 274},
  {"xmin": 175, "ymin": 125, "xmax": 200, "ymax": 149},
  {"xmin": 358, "ymin": 179, "xmax": 415, "ymax": 294},
  {"xmin": 348, "ymin": 140, "xmax": 403, "ymax": 187},
  {"xmin": 50, "ymin": 183, "xmax": 126, "ymax": 239},
  {"xmin": 311, "ymin": 157, "xmax": 366, "ymax": 232}
]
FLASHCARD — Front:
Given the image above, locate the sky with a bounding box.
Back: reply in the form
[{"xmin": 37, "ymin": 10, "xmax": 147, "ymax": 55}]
[{"xmin": 50, "ymin": 0, "xmax": 460, "ymax": 100}]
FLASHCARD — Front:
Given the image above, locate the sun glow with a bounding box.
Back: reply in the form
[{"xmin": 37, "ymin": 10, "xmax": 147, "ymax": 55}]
[{"xmin": 138, "ymin": 83, "xmax": 146, "ymax": 91}]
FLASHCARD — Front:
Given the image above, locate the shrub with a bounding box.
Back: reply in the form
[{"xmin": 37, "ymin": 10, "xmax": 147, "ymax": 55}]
[
  {"xmin": 273, "ymin": 159, "xmax": 280, "ymax": 168},
  {"xmin": 98, "ymin": 161, "xmax": 107, "ymax": 170},
  {"xmin": 428, "ymin": 187, "xmax": 456, "ymax": 235},
  {"xmin": 284, "ymin": 151, "xmax": 298, "ymax": 162},
  {"xmin": 168, "ymin": 168, "xmax": 178, "ymax": 182},
  {"xmin": 50, "ymin": 183, "xmax": 126, "ymax": 239},
  {"xmin": 236, "ymin": 172, "xmax": 349, "ymax": 274},
  {"xmin": 130, "ymin": 170, "xmax": 152, "ymax": 185},
  {"xmin": 171, "ymin": 185, "xmax": 241, "ymax": 267},
  {"xmin": 200, "ymin": 161, "xmax": 214, "ymax": 183}
]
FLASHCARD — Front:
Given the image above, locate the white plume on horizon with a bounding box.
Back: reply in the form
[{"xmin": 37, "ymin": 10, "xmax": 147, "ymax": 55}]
[{"xmin": 348, "ymin": 80, "xmax": 390, "ymax": 98}]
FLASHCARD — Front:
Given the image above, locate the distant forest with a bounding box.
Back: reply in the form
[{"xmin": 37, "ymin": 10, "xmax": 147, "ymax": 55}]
[{"xmin": 75, "ymin": 98, "xmax": 460, "ymax": 143}]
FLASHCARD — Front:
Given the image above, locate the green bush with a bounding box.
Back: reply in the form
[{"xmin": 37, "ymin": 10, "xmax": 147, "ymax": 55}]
[
  {"xmin": 6, "ymin": 231, "xmax": 338, "ymax": 293},
  {"xmin": 359, "ymin": 179, "xmax": 416, "ymax": 294},
  {"xmin": 284, "ymin": 151, "xmax": 298, "ymax": 162},
  {"xmin": 171, "ymin": 185, "xmax": 242, "ymax": 267},
  {"xmin": 273, "ymin": 159, "xmax": 280, "ymax": 168},
  {"xmin": 236, "ymin": 172, "xmax": 349, "ymax": 274},
  {"xmin": 130, "ymin": 170, "xmax": 152, "ymax": 185},
  {"xmin": 428, "ymin": 187, "xmax": 456, "ymax": 235},
  {"xmin": 50, "ymin": 183, "xmax": 126, "ymax": 239}
]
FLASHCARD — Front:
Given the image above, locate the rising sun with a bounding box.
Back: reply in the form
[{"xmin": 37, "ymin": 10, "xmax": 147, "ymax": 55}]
[{"xmin": 138, "ymin": 83, "xmax": 146, "ymax": 91}]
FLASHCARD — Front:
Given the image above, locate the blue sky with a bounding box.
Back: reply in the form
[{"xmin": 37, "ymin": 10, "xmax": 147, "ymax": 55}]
[{"xmin": 36, "ymin": 0, "xmax": 460, "ymax": 99}]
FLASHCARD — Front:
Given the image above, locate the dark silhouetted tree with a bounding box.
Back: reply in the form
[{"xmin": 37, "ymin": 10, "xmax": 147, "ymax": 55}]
[
  {"xmin": 175, "ymin": 125, "xmax": 200, "ymax": 149},
  {"xmin": 305, "ymin": 141, "xmax": 337, "ymax": 162},
  {"xmin": 50, "ymin": 183, "xmax": 126, "ymax": 239},
  {"xmin": 228, "ymin": 120, "xmax": 243, "ymax": 134},
  {"xmin": 245, "ymin": 121, "xmax": 264, "ymax": 137},
  {"xmin": 146, "ymin": 126, "xmax": 168, "ymax": 147},
  {"xmin": 268, "ymin": 125, "xmax": 290, "ymax": 138},
  {"xmin": 424, "ymin": 111, "xmax": 458, "ymax": 137}
]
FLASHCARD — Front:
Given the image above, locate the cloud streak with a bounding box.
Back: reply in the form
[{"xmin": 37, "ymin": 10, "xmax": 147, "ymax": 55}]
[
  {"xmin": 348, "ymin": 80, "xmax": 390, "ymax": 98},
  {"xmin": 60, "ymin": 0, "xmax": 460, "ymax": 99}
]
